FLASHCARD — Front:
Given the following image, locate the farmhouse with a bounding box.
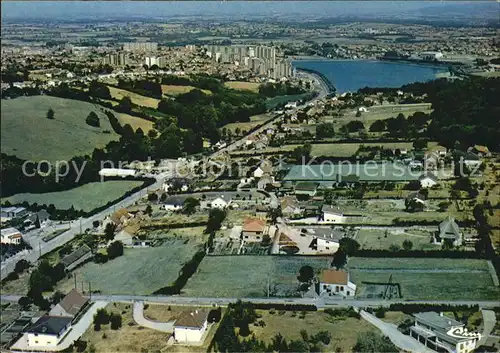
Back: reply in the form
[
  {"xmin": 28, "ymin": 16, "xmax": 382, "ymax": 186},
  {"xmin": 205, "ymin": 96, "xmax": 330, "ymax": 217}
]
[
  {"xmin": 210, "ymin": 195, "xmax": 232, "ymax": 209},
  {"xmin": 49, "ymin": 289, "xmax": 89, "ymax": 318},
  {"xmin": 419, "ymin": 173, "xmax": 438, "ymax": 188},
  {"xmin": 164, "ymin": 196, "xmax": 188, "ymax": 212},
  {"xmin": 294, "ymin": 182, "xmax": 318, "ymax": 196},
  {"xmin": 410, "ymin": 312, "xmax": 480, "ymax": 353},
  {"xmin": 60, "ymin": 244, "xmax": 92, "ymax": 271},
  {"xmin": 1, "ymin": 206, "xmax": 27, "ymax": 223},
  {"xmin": 320, "ymin": 205, "xmax": 345, "ymax": 223},
  {"xmin": 257, "ymin": 175, "xmax": 275, "ymax": 190},
  {"xmin": 98, "ymin": 168, "xmax": 137, "ymax": 178},
  {"xmin": 108, "ymin": 208, "xmax": 133, "ymax": 227},
  {"xmin": 241, "ymin": 217, "xmax": 268, "ymax": 242},
  {"xmin": 115, "ymin": 224, "xmax": 141, "ymax": 246},
  {"xmin": 1, "ymin": 227, "xmax": 23, "ymax": 245},
  {"xmin": 253, "ymin": 160, "xmax": 273, "ymax": 178},
  {"xmin": 281, "ymin": 196, "xmax": 302, "ymax": 217},
  {"xmin": 26, "ymin": 316, "xmax": 72, "ymax": 348},
  {"xmin": 173, "ymin": 310, "xmax": 209, "ymax": 343},
  {"xmin": 434, "ymin": 216, "xmax": 462, "ymax": 246},
  {"xmin": 308, "ymin": 229, "xmax": 343, "ymax": 253},
  {"xmin": 317, "ymin": 269, "xmax": 356, "ymax": 297}
]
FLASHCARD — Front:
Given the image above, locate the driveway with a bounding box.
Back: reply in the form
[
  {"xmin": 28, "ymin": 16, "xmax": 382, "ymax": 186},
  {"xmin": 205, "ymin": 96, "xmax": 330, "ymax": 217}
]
[
  {"xmin": 10, "ymin": 300, "xmax": 108, "ymax": 351},
  {"xmin": 360, "ymin": 310, "xmax": 434, "ymax": 353},
  {"xmin": 478, "ymin": 309, "xmax": 497, "ymax": 346},
  {"xmin": 132, "ymin": 301, "xmax": 174, "ymax": 332}
]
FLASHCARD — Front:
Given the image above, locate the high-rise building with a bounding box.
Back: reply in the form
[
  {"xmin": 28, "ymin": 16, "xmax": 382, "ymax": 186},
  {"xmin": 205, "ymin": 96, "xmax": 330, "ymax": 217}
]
[
  {"xmin": 144, "ymin": 56, "xmax": 166, "ymax": 68},
  {"xmin": 102, "ymin": 52, "xmax": 129, "ymax": 67},
  {"xmin": 123, "ymin": 42, "xmax": 158, "ymax": 52}
]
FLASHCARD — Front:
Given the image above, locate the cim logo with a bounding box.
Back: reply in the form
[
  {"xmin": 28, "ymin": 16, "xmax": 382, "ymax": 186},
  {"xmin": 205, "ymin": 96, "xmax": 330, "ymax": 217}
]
[{"xmin": 446, "ymin": 327, "xmax": 481, "ymax": 340}]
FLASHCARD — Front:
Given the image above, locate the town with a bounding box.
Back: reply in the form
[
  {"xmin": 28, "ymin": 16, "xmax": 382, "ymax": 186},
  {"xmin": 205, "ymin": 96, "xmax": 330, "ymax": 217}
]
[{"xmin": 1, "ymin": 2, "xmax": 499, "ymax": 353}]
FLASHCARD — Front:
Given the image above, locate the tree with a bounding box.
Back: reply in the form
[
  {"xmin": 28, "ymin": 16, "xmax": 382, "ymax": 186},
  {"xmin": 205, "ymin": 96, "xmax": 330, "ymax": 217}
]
[
  {"xmin": 94, "ymin": 308, "xmax": 110, "ymax": 325},
  {"xmin": 46, "ymin": 108, "xmax": 55, "ymax": 120},
  {"xmin": 369, "ymin": 119, "xmax": 386, "ymax": 132},
  {"xmin": 405, "ymin": 180, "xmax": 422, "ymax": 190},
  {"xmin": 402, "ymin": 240, "xmax": 413, "ymax": 250},
  {"xmin": 18, "ymin": 296, "xmax": 32, "ymax": 309},
  {"xmin": 14, "ymin": 259, "xmax": 30, "ymax": 274},
  {"xmin": 117, "ymin": 96, "xmax": 133, "ymax": 113},
  {"xmin": 104, "ymin": 223, "xmax": 117, "ymax": 242},
  {"xmin": 413, "ymin": 139, "xmax": 428, "ymax": 150},
  {"xmin": 145, "ymin": 205, "xmax": 152, "ymax": 215},
  {"xmin": 205, "ymin": 209, "xmax": 226, "ymax": 234},
  {"xmin": 345, "ymin": 120, "xmax": 364, "ymax": 132},
  {"xmin": 147, "ymin": 193, "xmax": 158, "ymax": 202},
  {"xmin": 85, "ymin": 111, "xmax": 100, "ymax": 127},
  {"xmin": 182, "ymin": 197, "xmax": 200, "ymax": 215},
  {"xmin": 316, "ymin": 123, "xmax": 335, "ymax": 138},
  {"xmin": 353, "ymin": 332, "xmax": 398, "ymax": 352},
  {"xmin": 355, "ymin": 110, "xmax": 362, "ymax": 118},
  {"xmin": 107, "ymin": 241, "xmax": 124, "ymax": 259},
  {"xmin": 339, "ymin": 238, "xmax": 360, "ymax": 256},
  {"xmin": 331, "ymin": 249, "xmax": 347, "ymax": 269},
  {"xmin": 442, "ymin": 238, "xmax": 454, "ymax": 250},
  {"xmin": 109, "ymin": 313, "xmax": 122, "ymax": 330},
  {"xmin": 389, "ymin": 244, "xmax": 401, "ymax": 252},
  {"xmin": 297, "ymin": 265, "xmax": 314, "ymax": 283}
]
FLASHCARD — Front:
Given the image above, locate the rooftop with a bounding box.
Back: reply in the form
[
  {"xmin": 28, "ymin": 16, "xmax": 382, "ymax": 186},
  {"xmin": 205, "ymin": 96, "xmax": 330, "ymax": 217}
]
[
  {"xmin": 61, "ymin": 244, "xmax": 92, "ymax": 268},
  {"xmin": 243, "ymin": 217, "xmax": 266, "ymax": 233},
  {"xmin": 319, "ymin": 269, "xmax": 348, "ymax": 285},
  {"xmin": 27, "ymin": 316, "xmax": 72, "ymax": 336},
  {"xmin": 56, "ymin": 289, "xmax": 89, "ymax": 316},
  {"xmin": 414, "ymin": 312, "xmax": 464, "ymax": 331},
  {"xmin": 174, "ymin": 310, "xmax": 208, "ymax": 329}
]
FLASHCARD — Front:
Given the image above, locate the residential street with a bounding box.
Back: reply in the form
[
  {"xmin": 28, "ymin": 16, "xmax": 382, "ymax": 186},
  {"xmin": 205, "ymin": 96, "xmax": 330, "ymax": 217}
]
[
  {"xmin": 478, "ymin": 309, "xmax": 497, "ymax": 346},
  {"xmin": 132, "ymin": 301, "xmax": 174, "ymax": 332}
]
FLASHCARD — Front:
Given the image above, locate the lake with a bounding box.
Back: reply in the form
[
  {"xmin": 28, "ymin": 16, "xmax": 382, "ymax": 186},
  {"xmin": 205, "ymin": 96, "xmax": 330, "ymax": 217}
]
[{"xmin": 293, "ymin": 60, "xmax": 448, "ymax": 93}]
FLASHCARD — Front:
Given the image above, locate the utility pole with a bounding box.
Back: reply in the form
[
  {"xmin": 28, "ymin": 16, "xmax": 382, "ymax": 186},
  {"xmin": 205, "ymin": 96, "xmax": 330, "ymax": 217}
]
[
  {"xmin": 79, "ymin": 218, "xmax": 82, "ymax": 234},
  {"xmin": 88, "ymin": 282, "xmax": 92, "ymax": 301},
  {"xmin": 38, "ymin": 242, "xmax": 42, "ymax": 258},
  {"xmin": 267, "ymin": 277, "xmax": 270, "ymax": 298},
  {"xmin": 74, "ymin": 273, "xmax": 77, "ymax": 290}
]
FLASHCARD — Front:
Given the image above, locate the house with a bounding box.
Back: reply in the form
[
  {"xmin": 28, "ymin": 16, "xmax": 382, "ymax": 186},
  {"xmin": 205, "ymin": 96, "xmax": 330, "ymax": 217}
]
[
  {"xmin": 49, "ymin": 289, "xmax": 89, "ymax": 318},
  {"xmin": 241, "ymin": 217, "xmax": 267, "ymax": 242},
  {"xmin": 410, "ymin": 312, "xmax": 480, "ymax": 353},
  {"xmin": 37, "ymin": 210, "xmax": 51, "ymax": 226},
  {"xmin": 1, "ymin": 227, "xmax": 22, "ymax": 245},
  {"xmin": 26, "ymin": 316, "xmax": 72, "ymax": 347},
  {"xmin": 164, "ymin": 196, "xmax": 188, "ymax": 212},
  {"xmin": 280, "ymin": 196, "xmax": 302, "ymax": 217},
  {"xmin": 1, "ymin": 207, "xmax": 27, "ymax": 223},
  {"xmin": 358, "ymin": 106, "xmax": 369, "ymax": 113},
  {"xmin": 406, "ymin": 192, "xmax": 426, "ymax": 206},
  {"xmin": 294, "ymin": 182, "xmax": 318, "ymax": 197},
  {"xmin": 210, "ymin": 195, "xmax": 231, "ymax": 209},
  {"xmin": 61, "ymin": 244, "xmax": 92, "ymax": 271},
  {"xmin": 434, "ymin": 216, "xmax": 462, "ymax": 246},
  {"xmin": 468, "ymin": 145, "xmax": 491, "ymax": 157},
  {"xmin": 308, "ymin": 229, "xmax": 344, "ymax": 253},
  {"xmin": 253, "ymin": 160, "xmax": 273, "ymax": 178},
  {"xmin": 173, "ymin": 310, "xmax": 208, "ymax": 343},
  {"xmin": 109, "ymin": 208, "xmax": 133, "ymax": 227},
  {"xmin": 114, "ymin": 224, "xmax": 142, "ymax": 247},
  {"xmin": 419, "ymin": 173, "xmax": 438, "ymax": 188},
  {"xmin": 317, "ymin": 269, "xmax": 356, "ymax": 297},
  {"xmin": 320, "ymin": 205, "xmax": 345, "ymax": 223},
  {"xmin": 257, "ymin": 175, "xmax": 274, "ymax": 190}
]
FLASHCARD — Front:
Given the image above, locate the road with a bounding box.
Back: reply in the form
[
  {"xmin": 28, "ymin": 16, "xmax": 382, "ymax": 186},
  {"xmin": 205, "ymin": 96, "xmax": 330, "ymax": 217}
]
[
  {"xmin": 478, "ymin": 309, "xmax": 497, "ymax": 346},
  {"xmin": 3, "ymin": 295, "xmax": 498, "ymax": 309},
  {"xmin": 132, "ymin": 301, "xmax": 174, "ymax": 332},
  {"xmin": 360, "ymin": 310, "xmax": 435, "ymax": 353},
  {"xmin": 0, "ymin": 177, "xmax": 163, "ymax": 280}
]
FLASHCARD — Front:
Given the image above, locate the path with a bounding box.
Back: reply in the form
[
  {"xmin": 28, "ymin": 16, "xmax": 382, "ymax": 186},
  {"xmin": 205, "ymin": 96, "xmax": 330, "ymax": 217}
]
[
  {"xmin": 478, "ymin": 309, "xmax": 497, "ymax": 346},
  {"xmin": 10, "ymin": 301, "xmax": 108, "ymax": 351},
  {"xmin": 132, "ymin": 301, "xmax": 174, "ymax": 332},
  {"xmin": 360, "ymin": 310, "xmax": 434, "ymax": 353}
]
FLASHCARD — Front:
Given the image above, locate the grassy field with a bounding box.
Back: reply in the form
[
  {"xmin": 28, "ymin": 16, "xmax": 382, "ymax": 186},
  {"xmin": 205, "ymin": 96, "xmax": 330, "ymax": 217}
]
[
  {"xmin": 348, "ymin": 257, "xmax": 499, "ymax": 300},
  {"xmin": 223, "ymin": 113, "xmax": 272, "ymax": 133},
  {"xmin": 355, "ymin": 228, "xmax": 438, "ymax": 250},
  {"xmin": 2, "ymin": 181, "xmax": 143, "ymax": 212},
  {"xmin": 115, "ymin": 112, "xmax": 155, "ymax": 132},
  {"xmin": 81, "ymin": 303, "xmax": 169, "ymax": 352},
  {"xmin": 108, "ymin": 86, "xmax": 160, "ymax": 108},
  {"xmin": 251, "ymin": 310, "xmax": 377, "ymax": 352},
  {"xmin": 1, "ymin": 96, "xmax": 119, "ymax": 162},
  {"xmin": 224, "ymin": 81, "xmax": 260, "ymax": 93},
  {"xmin": 161, "ymin": 84, "xmax": 211, "ymax": 96},
  {"xmin": 182, "ymin": 256, "xmax": 330, "ymax": 298},
  {"xmin": 329, "ymin": 103, "xmax": 433, "ymax": 128},
  {"xmin": 57, "ymin": 239, "xmax": 202, "ymax": 295},
  {"xmin": 265, "ymin": 93, "xmax": 310, "ymax": 109}
]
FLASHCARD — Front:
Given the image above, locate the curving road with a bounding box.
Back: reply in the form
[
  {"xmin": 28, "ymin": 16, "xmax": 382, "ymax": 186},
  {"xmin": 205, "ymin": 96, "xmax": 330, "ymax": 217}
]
[{"xmin": 132, "ymin": 301, "xmax": 174, "ymax": 332}]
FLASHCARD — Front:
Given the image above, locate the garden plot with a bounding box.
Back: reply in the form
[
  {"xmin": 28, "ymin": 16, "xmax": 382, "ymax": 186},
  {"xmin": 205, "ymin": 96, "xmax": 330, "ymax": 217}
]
[
  {"xmin": 57, "ymin": 239, "xmax": 203, "ymax": 295},
  {"xmin": 182, "ymin": 256, "xmax": 330, "ymax": 298},
  {"xmin": 348, "ymin": 257, "xmax": 499, "ymax": 300},
  {"xmin": 355, "ymin": 228, "xmax": 438, "ymax": 250}
]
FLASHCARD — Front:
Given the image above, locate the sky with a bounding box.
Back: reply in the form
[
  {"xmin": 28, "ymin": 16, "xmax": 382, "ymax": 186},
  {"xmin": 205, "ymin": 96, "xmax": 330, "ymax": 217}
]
[{"xmin": 1, "ymin": 1, "xmax": 497, "ymax": 22}]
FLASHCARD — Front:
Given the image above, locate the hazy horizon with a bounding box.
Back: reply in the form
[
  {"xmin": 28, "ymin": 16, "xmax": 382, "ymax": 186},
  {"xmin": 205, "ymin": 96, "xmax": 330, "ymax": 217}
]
[{"xmin": 2, "ymin": 1, "xmax": 498, "ymax": 23}]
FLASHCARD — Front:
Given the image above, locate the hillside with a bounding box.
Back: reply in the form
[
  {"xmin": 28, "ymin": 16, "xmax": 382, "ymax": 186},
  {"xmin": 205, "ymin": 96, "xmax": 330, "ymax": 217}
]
[{"xmin": 1, "ymin": 96, "xmax": 119, "ymax": 162}]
